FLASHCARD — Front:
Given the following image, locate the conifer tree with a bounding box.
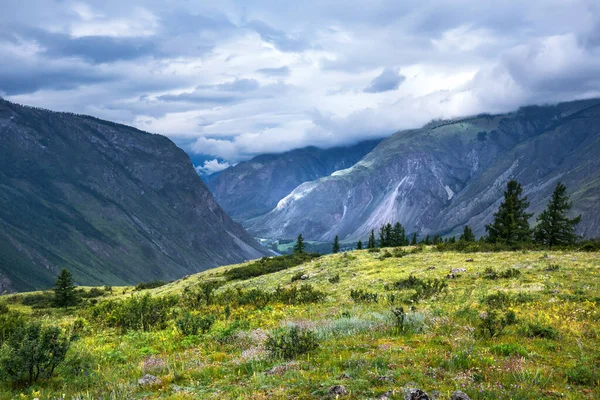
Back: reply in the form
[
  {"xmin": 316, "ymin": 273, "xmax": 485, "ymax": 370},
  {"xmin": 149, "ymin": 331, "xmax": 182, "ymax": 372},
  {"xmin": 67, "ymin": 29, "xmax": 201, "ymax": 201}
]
[
  {"xmin": 367, "ymin": 229, "xmax": 376, "ymax": 249},
  {"xmin": 293, "ymin": 233, "xmax": 305, "ymax": 254},
  {"xmin": 410, "ymin": 233, "xmax": 417, "ymax": 245},
  {"xmin": 332, "ymin": 235, "xmax": 340, "ymax": 253},
  {"xmin": 423, "ymin": 234, "xmax": 431, "ymax": 245},
  {"xmin": 432, "ymin": 234, "xmax": 442, "ymax": 244},
  {"xmin": 486, "ymin": 180, "xmax": 533, "ymax": 245},
  {"xmin": 54, "ymin": 268, "xmax": 77, "ymax": 308},
  {"xmin": 534, "ymin": 182, "xmax": 581, "ymax": 248},
  {"xmin": 356, "ymin": 240, "xmax": 363, "ymax": 250},
  {"xmin": 459, "ymin": 225, "xmax": 476, "ymax": 242},
  {"xmin": 392, "ymin": 222, "xmax": 406, "ymax": 246}
]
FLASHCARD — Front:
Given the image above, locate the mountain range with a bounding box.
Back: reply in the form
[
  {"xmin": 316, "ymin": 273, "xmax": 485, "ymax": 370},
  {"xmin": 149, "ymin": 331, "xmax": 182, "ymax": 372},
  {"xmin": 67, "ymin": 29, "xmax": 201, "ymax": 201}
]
[
  {"xmin": 0, "ymin": 99, "xmax": 267, "ymax": 293},
  {"xmin": 204, "ymin": 140, "xmax": 381, "ymax": 222},
  {"xmin": 239, "ymin": 99, "xmax": 600, "ymax": 241}
]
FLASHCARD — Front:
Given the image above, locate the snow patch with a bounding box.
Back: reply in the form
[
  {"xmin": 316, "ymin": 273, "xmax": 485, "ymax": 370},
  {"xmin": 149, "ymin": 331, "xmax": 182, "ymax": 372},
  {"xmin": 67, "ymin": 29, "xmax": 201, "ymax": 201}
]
[{"xmin": 444, "ymin": 185, "xmax": 455, "ymax": 200}]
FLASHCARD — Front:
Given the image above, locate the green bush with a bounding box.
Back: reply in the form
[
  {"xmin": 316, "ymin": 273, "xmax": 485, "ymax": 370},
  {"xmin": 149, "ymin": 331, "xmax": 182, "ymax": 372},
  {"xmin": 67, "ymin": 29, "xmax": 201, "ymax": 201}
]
[
  {"xmin": 477, "ymin": 309, "xmax": 517, "ymax": 338},
  {"xmin": 0, "ymin": 310, "xmax": 27, "ymax": 346},
  {"xmin": 224, "ymin": 253, "xmax": 320, "ymax": 281},
  {"xmin": 290, "ymin": 271, "xmax": 304, "ymax": 283},
  {"xmin": 566, "ymin": 364, "xmax": 598, "ymax": 385},
  {"xmin": 135, "ymin": 280, "xmax": 168, "ymax": 291},
  {"xmin": 89, "ymin": 294, "xmax": 177, "ymax": 332},
  {"xmin": 175, "ymin": 311, "xmax": 215, "ymax": 335},
  {"xmin": 521, "ymin": 322, "xmax": 559, "ymax": 340},
  {"xmin": 180, "ymin": 281, "xmax": 222, "ymax": 309},
  {"xmin": 328, "ymin": 274, "xmax": 340, "ymax": 284},
  {"xmin": 265, "ymin": 326, "xmax": 319, "ymax": 360},
  {"xmin": 483, "ymin": 291, "xmax": 513, "ymax": 309},
  {"xmin": 0, "ymin": 322, "xmax": 71, "ymax": 384},
  {"xmin": 350, "ymin": 289, "xmax": 378, "ymax": 303},
  {"xmin": 490, "ymin": 343, "xmax": 528, "ymax": 357}
]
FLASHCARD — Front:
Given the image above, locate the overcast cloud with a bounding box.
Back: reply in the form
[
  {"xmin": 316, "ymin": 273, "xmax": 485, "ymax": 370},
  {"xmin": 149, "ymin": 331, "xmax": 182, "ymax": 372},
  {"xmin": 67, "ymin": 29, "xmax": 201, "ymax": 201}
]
[{"xmin": 2, "ymin": 0, "xmax": 600, "ymax": 166}]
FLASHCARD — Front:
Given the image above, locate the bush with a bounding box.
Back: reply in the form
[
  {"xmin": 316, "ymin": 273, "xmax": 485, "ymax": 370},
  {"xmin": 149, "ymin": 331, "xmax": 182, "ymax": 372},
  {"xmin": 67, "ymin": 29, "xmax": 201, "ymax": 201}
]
[
  {"xmin": 350, "ymin": 289, "xmax": 378, "ymax": 303},
  {"xmin": 328, "ymin": 274, "xmax": 340, "ymax": 284},
  {"xmin": 0, "ymin": 311, "xmax": 27, "ymax": 346},
  {"xmin": 265, "ymin": 326, "xmax": 319, "ymax": 360},
  {"xmin": 367, "ymin": 248, "xmax": 380, "ymax": 253},
  {"xmin": 180, "ymin": 281, "xmax": 222, "ymax": 309},
  {"xmin": 545, "ymin": 264, "xmax": 560, "ymax": 272},
  {"xmin": 566, "ymin": 364, "xmax": 598, "ymax": 385},
  {"xmin": 224, "ymin": 253, "xmax": 320, "ymax": 281},
  {"xmin": 483, "ymin": 267, "xmax": 498, "ymax": 280},
  {"xmin": 490, "ymin": 343, "xmax": 528, "ymax": 357},
  {"xmin": 483, "ymin": 291, "xmax": 513, "ymax": 309},
  {"xmin": 521, "ymin": 323, "xmax": 559, "ymax": 340},
  {"xmin": 19, "ymin": 292, "xmax": 54, "ymax": 309},
  {"xmin": 0, "ymin": 322, "xmax": 71, "ymax": 384},
  {"xmin": 412, "ymin": 278, "xmax": 448, "ymax": 301},
  {"xmin": 175, "ymin": 311, "xmax": 215, "ymax": 335},
  {"xmin": 499, "ymin": 268, "xmax": 521, "ymax": 278},
  {"xmin": 135, "ymin": 280, "xmax": 168, "ymax": 291},
  {"xmin": 290, "ymin": 271, "xmax": 304, "ymax": 283},
  {"xmin": 89, "ymin": 294, "xmax": 177, "ymax": 332},
  {"xmin": 477, "ymin": 309, "xmax": 517, "ymax": 338}
]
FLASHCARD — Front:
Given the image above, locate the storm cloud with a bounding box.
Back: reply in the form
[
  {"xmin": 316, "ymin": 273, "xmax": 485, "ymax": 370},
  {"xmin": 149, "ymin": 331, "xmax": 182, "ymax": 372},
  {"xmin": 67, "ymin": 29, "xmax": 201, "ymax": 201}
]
[{"xmin": 1, "ymin": 0, "xmax": 599, "ymax": 164}]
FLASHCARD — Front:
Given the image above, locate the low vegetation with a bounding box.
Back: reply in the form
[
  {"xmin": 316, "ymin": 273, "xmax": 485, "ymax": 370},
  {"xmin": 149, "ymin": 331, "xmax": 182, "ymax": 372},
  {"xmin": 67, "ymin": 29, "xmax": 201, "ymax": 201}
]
[{"xmin": 0, "ymin": 247, "xmax": 599, "ymax": 399}]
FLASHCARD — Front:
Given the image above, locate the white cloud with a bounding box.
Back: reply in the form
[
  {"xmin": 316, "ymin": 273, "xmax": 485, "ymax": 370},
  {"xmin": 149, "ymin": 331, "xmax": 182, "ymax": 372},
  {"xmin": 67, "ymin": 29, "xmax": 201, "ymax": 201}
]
[{"xmin": 195, "ymin": 159, "xmax": 231, "ymax": 175}]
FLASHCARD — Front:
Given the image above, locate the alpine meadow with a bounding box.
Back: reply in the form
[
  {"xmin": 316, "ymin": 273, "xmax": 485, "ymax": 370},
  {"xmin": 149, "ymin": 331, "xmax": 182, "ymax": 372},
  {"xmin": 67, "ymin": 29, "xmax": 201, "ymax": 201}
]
[{"xmin": 1, "ymin": 1, "xmax": 600, "ymax": 399}]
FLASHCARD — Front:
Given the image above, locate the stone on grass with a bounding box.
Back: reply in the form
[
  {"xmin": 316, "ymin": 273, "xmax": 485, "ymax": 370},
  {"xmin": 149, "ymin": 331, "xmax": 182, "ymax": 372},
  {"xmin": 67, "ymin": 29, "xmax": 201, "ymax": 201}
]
[
  {"xmin": 451, "ymin": 268, "xmax": 467, "ymax": 273},
  {"xmin": 138, "ymin": 374, "xmax": 162, "ymax": 387},
  {"xmin": 403, "ymin": 388, "xmax": 429, "ymax": 400},
  {"xmin": 329, "ymin": 385, "xmax": 349, "ymax": 396},
  {"xmin": 450, "ymin": 390, "xmax": 470, "ymax": 400},
  {"xmin": 377, "ymin": 390, "xmax": 393, "ymax": 399}
]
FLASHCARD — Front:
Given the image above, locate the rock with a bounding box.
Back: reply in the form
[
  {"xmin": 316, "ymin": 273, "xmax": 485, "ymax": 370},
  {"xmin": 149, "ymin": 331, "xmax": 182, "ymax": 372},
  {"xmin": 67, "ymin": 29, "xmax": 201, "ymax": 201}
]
[
  {"xmin": 265, "ymin": 362, "xmax": 298, "ymax": 376},
  {"xmin": 377, "ymin": 390, "xmax": 393, "ymax": 399},
  {"xmin": 338, "ymin": 373, "xmax": 353, "ymax": 380},
  {"xmin": 138, "ymin": 374, "xmax": 162, "ymax": 387},
  {"xmin": 445, "ymin": 273, "xmax": 456, "ymax": 279},
  {"xmin": 450, "ymin": 390, "xmax": 470, "ymax": 400},
  {"xmin": 300, "ymin": 274, "xmax": 309, "ymax": 280},
  {"xmin": 429, "ymin": 390, "xmax": 441, "ymax": 400},
  {"xmin": 465, "ymin": 258, "xmax": 474, "ymax": 262},
  {"xmin": 451, "ymin": 268, "xmax": 466, "ymax": 274},
  {"xmin": 403, "ymin": 388, "xmax": 429, "ymax": 400},
  {"xmin": 377, "ymin": 375, "xmax": 396, "ymax": 383},
  {"xmin": 329, "ymin": 385, "xmax": 349, "ymax": 396}
]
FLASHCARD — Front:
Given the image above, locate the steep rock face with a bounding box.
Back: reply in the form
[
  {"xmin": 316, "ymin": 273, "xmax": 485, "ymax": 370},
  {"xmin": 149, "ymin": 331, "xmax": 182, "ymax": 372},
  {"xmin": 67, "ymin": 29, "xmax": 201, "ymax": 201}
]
[
  {"xmin": 248, "ymin": 99, "xmax": 600, "ymax": 241},
  {"xmin": 205, "ymin": 140, "xmax": 381, "ymax": 222},
  {"xmin": 0, "ymin": 100, "xmax": 267, "ymax": 292}
]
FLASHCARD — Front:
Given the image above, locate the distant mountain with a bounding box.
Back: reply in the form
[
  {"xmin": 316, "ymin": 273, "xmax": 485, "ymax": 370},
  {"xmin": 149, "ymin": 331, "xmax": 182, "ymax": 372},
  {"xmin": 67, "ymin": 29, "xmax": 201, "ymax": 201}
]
[
  {"xmin": 247, "ymin": 99, "xmax": 600, "ymax": 241},
  {"xmin": 205, "ymin": 140, "xmax": 381, "ymax": 222},
  {"xmin": 0, "ymin": 99, "xmax": 267, "ymax": 293}
]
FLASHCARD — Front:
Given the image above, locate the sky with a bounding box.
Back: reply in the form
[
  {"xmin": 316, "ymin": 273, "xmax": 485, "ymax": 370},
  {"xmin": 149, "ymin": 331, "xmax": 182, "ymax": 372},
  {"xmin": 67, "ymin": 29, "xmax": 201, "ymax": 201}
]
[{"xmin": 2, "ymin": 0, "xmax": 600, "ymax": 174}]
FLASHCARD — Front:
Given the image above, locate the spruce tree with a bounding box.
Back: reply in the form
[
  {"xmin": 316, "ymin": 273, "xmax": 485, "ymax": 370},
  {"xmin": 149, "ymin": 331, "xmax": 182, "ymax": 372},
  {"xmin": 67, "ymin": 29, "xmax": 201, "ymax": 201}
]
[
  {"xmin": 332, "ymin": 235, "xmax": 340, "ymax": 253},
  {"xmin": 293, "ymin": 234, "xmax": 305, "ymax": 255},
  {"xmin": 459, "ymin": 225, "xmax": 475, "ymax": 242},
  {"xmin": 367, "ymin": 229, "xmax": 376, "ymax": 249},
  {"xmin": 410, "ymin": 233, "xmax": 417, "ymax": 245},
  {"xmin": 54, "ymin": 268, "xmax": 77, "ymax": 308},
  {"xmin": 378, "ymin": 225, "xmax": 387, "ymax": 247},
  {"xmin": 356, "ymin": 240, "xmax": 363, "ymax": 250},
  {"xmin": 392, "ymin": 222, "xmax": 406, "ymax": 246},
  {"xmin": 534, "ymin": 182, "xmax": 581, "ymax": 248},
  {"xmin": 432, "ymin": 234, "xmax": 442, "ymax": 244},
  {"xmin": 486, "ymin": 180, "xmax": 533, "ymax": 245},
  {"xmin": 424, "ymin": 234, "xmax": 431, "ymax": 245}
]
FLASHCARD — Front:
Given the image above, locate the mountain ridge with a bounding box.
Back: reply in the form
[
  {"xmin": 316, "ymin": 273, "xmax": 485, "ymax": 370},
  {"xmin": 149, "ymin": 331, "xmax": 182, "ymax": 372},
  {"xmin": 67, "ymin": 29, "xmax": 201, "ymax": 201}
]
[{"xmin": 0, "ymin": 99, "xmax": 267, "ymax": 292}]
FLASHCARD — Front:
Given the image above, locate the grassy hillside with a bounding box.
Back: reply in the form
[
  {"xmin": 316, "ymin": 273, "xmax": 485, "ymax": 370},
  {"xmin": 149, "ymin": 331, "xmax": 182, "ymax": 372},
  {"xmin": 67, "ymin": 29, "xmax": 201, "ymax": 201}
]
[{"xmin": 1, "ymin": 248, "xmax": 599, "ymax": 399}]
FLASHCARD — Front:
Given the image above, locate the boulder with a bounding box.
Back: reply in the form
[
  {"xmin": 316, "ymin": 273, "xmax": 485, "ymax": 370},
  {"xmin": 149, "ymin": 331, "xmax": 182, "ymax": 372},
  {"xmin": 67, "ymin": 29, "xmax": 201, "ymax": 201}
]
[
  {"xmin": 329, "ymin": 385, "xmax": 349, "ymax": 396},
  {"xmin": 451, "ymin": 268, "xmax": 467, "ymax": 274},
  {"xmin": 403, "ymin": 388, "xmax": 429, "ymax": 400},
  {"xmin": 138, "ymin": 374, "xmax": 162, "ymax": 387},
  {"xmin": 450, "ymin": 391, "xmax": 470, "ymax": 400},
  {"xmin": 377, "ymin": 390, "xmax": 393, "ymax": 400}
]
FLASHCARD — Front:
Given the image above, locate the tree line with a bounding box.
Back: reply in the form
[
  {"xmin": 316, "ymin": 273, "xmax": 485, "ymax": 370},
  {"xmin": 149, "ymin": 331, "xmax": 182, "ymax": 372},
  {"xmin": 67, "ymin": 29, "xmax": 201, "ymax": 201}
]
[{"xmin": 292, "ymin": 180, "xmax": 582, "ymax": 254}]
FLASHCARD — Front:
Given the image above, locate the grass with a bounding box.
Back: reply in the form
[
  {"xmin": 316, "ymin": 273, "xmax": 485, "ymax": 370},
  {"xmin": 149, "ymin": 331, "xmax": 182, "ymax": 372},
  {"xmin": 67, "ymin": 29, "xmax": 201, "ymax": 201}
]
[{"xmin": 1, "ymin": 248, "xmax": 599, "ymax": 399}]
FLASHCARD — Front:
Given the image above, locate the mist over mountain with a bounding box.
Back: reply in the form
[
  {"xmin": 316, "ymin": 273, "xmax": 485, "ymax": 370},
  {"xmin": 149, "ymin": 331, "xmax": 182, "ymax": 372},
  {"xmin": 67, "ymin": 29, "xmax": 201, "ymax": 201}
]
[
  {"xmin": 244, "ymin": 99, "xmax": 600, "ymax": 241},
  {"xmin": 0, "ymin": 99, "xmax": 267, "ymax": 293},
  {"xmin": 204, "ymin": 140, "xmax": 381, "ymax": 222}
]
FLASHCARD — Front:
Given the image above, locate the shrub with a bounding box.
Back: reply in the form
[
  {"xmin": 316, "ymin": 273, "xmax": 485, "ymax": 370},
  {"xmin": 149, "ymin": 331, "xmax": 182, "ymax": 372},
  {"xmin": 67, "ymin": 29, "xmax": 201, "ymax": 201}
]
[
  {"xmin": 389, "ymin": 275, "xmax": 423, "ymax": 290},
  {"xmin": 0, "ymin": 322, "xmax": 71, "ymax": 384},
  {"xmin": 545, "ymin": 264, "xmax": 560, "ymax": 272},
  {"xmin": 224, "ymin": 253, "xmax": 320, "ymax": 281},
  {"xmin": 290, "ymin": 271, "xmax": 304, "ymax": 283},
  {"xmin": 391, "ymin": 307, "xmax": 406, "ymax": 333},
  {"xmin": 566, "ymin": 364, "xmax": 598, "ymax": 385},
  {"xmin": 350, "ymin": 289, "xmax": 378, "ymax": 303},
  {"xmin": 499, "ymin": 268, "xmax": 521, "ymax": 278},
  {"xmin": 180, "ymin": 281, "xmax": 222, "ymax": 308},
  {"xmin": 412, "ymin": 278, "xmax": 448, "ymax": 301},
  {"xmin": 521, "ymin": 323, "xmax": 559, "ymax": 340},
  {"xmin": 0, "ymin": 310, "xmax": 26, "ymax": 346},
  {"xmin": 175, "ymin": 311, "xmax": 215, "ymax": 335},
  {"xmin": 90, "ymin": 294, "xmax": 177, "ymax": 332},
  {"xmin": 477, "ymin": 309, "xmax": 517, "ymax": 338},
  {"xmin": 483, "ymin": 267, "xmax": 499, "ymax": 280},
  {"xmin": 135, "ymin": 280, "xmax": 167, "ymax": 291},
  {"xmin": 328, "ymin": 274, "xmax": 340, "ymax": 284},
  {"xmin": 265, "ymin": 326, "xmax": 319, "ymax": 360},
  {"xmin": 367, "ymin": 248, "xmax": 380, "ymax": 253},
  {"xmin": 483, "ymin": 291, "xmax": 513, "ymax": 309},
  {"xmin": 490, "ymin": 343, "xmax": 528, "ymax": 357},
  {"xmin": 19, "ymin": 292, "xmax": 54, "ymax": 309}
]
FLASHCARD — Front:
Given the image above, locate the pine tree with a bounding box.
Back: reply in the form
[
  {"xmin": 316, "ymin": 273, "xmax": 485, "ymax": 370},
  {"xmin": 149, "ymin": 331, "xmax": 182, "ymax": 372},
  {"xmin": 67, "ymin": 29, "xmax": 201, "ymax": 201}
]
[
  {"xmin": 332, "ymin": 235, "xmax": 340, "ymax": 253},
  {"xmin": 54, "ymin": 268, "xmax": 77, "ymax": 308},
  {"xmin": 293, "ymin": 234, "xmax": 305, "ymax": 255},
  {"xmin": 378, "ymin": 225, "xmax": 387, "ymax": 247},
  {"xmin": 356, "ymin": 240, "xmax": 363, "ymax": 250},
  {"xmin": 424, "ymin": 234, "xmax": 431, "ymax": 245},
  {"xmin": 410, "ymin": 233, "xmax": 417, "ymax": 245},
  {"xmin": 392, "ymin": 222, "xmax": 406, "ymax": 246},
  {"xmin": 486, "ymin": 180, "xmax": 533, "ymax": 245},
  {"xmin": 367, "ymin": 229, "xmax": 376, "ymax": 249},
  {"xmin": 534, "ymin": 182, "xmax": 581, "ymax": 248},
  {"xmin": 432, "ymin": 234, "xmax": 442, "ymax": 244},
  {"xmin": 459, "ymin": 225, "xmax": 475, "ymax": 242}
]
